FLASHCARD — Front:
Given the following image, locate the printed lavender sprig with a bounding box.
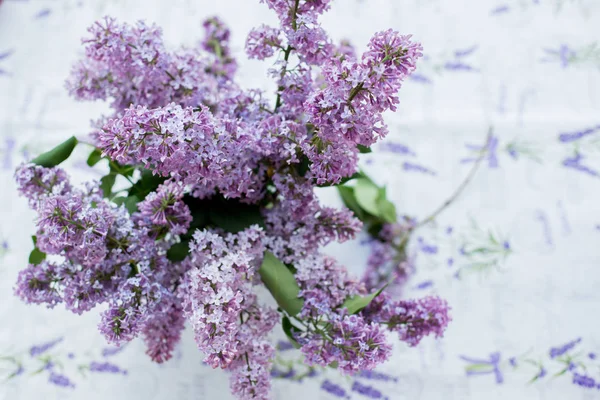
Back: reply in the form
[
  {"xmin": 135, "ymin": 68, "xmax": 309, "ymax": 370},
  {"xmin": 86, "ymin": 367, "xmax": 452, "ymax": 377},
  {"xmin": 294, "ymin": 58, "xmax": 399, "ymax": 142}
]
[
  {"xmin": 272, "ymin": 342, "xmax": 400, "ymax": 399},
  {"xmin": 542, "ymin": 42, "xmax": 600, "ymax": 69},
  {"xmin": 409, "ymin": 45, "xmax": 479, "ymax": 84},
  {"xmin": 0, "ymin": 49, "xmax": 13, "ymax": 76},
  {"xmin": 558, "ymin": 124, "xmax": 600, "ymax": 178},
  {"xmin": 491, "ymin": 0, "xmax": 586, "ymax": 15},
  {"xmin": 0, "ymin": 238, "xmax": 8, "ymax": 259},
  {"xmin": 462, "ymin": 133, "xmax": 542, "ymax": 168},
  {"xmin": 460, "ymin": 338, "xmax": 600, "ymax": 390},
  {"xmin": 455, "ymin": 219, "xmax": 512, "ymax": 278},
  {"xmin": 347, "ymin": 130, "xmax": 491, "ymax": 292},
  {"xmin": 0, "ymin": 337, "xmax": 128, "ymax": 389}
]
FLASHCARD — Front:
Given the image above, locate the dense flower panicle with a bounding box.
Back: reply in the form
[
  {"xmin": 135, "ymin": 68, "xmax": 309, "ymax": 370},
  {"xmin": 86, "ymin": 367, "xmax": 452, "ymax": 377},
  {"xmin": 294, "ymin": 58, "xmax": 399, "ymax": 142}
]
[
  {"xmin": 15, "ymin": 261, "xmax": 63, "ymax": 307},
  {"xmin": 230, "ymin": 341, "xmax": 276, "ymax": 400},
  {"xmin": 362, "ymin": 240, "xmax": 414, "ymax": 292},
  {"xmin": 13, "ymin": 6, "xmax": 441, "ymax": 400},
  {"xmin": 99, "ymin": 104, "xmax": 216, "ymax": 170},
  {"xmin": 362, "ymin": 220, "xmax": 416, "ymax": 291},
  {"xmin": 179, "ymin": 227, "xmax": 267, "ymax": 368},
  {"xmin": 287, "ymin": 15, "xmax": 332, "ymax": 65},
  {"xmin": 301, "ymin": 314, "xmax": 391, "ymax": 373},
  {"xmin": 201, "ymin": 17, "xmax": 237, "ymax": 79},
  {"xmin": 137, "ymin": 182, "xmax": 192, "ymax": 237},
  {"xmin": 363, "ymin": 294, "xmax": 451, "ymax": 346},
  {"xmin": 15, "ymin": 163, "xmax": 72, "ymax": 207},
  {"xmin": 66, "ymin": 17, "xmax": 225, "ymax": 112},
  {"xmin": 304, "ymin": 31, "xmax": 422, "ymax": 183},
  {"xmin": 141, "ymin": 296, "xmax": 186, "ymax": 363},
  {"xmin": 66, "ymin": 17, "xmax": 168, "ymax": 109},
  {"xmin": 246, "ymin": 25, "xmax": 283, "ymax": 60},
  {"xmin": 99, "ymin": 274, "xmax": 165, "ymax": 345},
  {"xmin": 36, "ymin": 192, "xmax": 115, "ymax": 265},
  {"xmin": 228, "ymin": 304, "xmax": 278, "ymax": 400},
  {"xmin": 295, "ymin": 254, "xmax": 364, "ymax": 316},
  {"xmin": 335, "ymin": 39, "xmax": 357, "ymax": 61}
]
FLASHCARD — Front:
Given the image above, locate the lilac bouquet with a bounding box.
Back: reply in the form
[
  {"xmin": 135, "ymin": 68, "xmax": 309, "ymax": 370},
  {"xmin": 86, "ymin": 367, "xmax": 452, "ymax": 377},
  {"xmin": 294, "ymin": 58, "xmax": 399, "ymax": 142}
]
[{"xmin": 13, "ymin": 1, "xmax": 450, "ymax": 398}]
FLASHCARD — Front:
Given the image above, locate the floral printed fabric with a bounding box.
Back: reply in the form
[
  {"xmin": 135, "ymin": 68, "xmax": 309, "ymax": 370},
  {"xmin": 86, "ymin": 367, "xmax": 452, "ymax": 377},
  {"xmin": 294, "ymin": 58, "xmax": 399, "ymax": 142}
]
[{"xmin": 0, "ymin": 0, "xmax": 599, "ymax": 399}]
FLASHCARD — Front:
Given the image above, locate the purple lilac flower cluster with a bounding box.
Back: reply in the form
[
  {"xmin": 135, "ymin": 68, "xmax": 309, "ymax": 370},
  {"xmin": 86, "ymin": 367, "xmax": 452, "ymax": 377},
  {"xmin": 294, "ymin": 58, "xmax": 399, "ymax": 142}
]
[
  {"xmin": 362, "ymin": 219, "xmax": 417, "ymax": 292},
  {"xmin": 14, "ymin": 2, "xmax": 449, "ymax": 399}
]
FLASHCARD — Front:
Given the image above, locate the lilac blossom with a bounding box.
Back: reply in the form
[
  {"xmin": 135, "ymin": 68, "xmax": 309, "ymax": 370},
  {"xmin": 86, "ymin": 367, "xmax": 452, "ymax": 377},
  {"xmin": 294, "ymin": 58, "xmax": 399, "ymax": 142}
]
[
  {"xmin": 12, "ymin": 6, "xmax": 449, "ymax": 400},
  {"xmin": 14, "ymin": 163, "xmax": 71, "ymax": 207},
  {"xmin": 363, "ymin": 293, "xmax": 450, "ymax": 347},
  {"xmin": 246, "ymin": 25, "xmax": 283, "ymax": 60},
  {"xmin": 136, "ymin": 182, "xmax": 192, "ymax": 237}
]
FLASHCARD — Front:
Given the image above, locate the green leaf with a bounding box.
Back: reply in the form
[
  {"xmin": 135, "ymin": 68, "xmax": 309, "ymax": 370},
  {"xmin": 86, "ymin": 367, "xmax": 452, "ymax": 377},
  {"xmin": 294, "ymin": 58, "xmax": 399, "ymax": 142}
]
[
  {"xmin": 166, "ymin": 241, "xmax": 190, "ymax": 262},
  {"xmin": 31, "ymin": 136, "xmax": 78, "ymax": 167},
  {"xmin": 376, "ymin": 187, "xmax": 397, "ymax": 223},
  {"xmin": 337, "ymin": 186, "xmax": 364, "ymax": 219},
  {"xmin": 353, "ymin": 178, "xmax": 380, "ymax": 217},
  {"xmin": 296, "ymin": 154, "xmax": 311, "ymax": 177},
  {"xmin": 28, "ymin": 236, "xmax": 46, "ymax": 265},
  {"xmin": 281, "ymin": 316, "xmax": 302, "ymax": 349},
  {"xmin": 113, "ymin": 195, "xmax": 140, "ymax": 214},
  {"xmin": 341, "ymin": 285, "xmax": 387, "ymax": 315},
  {"xmin": 357, "ymin": 144, "xmax": 372, "ymax": 154},
  {"xmin": 128, "ymin": 169, "xmax": 166, "ymax": 199},
  {"xmin": 465, "ymin": 364, "xmax": 493, "ymax": 372},
  {"xmin": 86, "ymin": 149, "xmax": 103, "ymax": 167},
  {"xmin": 209, "ymin": 205, "xmax": 264, "ymax": 233},
  {"xmin": 100, "ymin": 174, "xmax": 117, "ymax": 198},
  {"xmin": 206, "ymin": 197, "xmax": 265, "ymax": 233},
  {"xmin": 258, "ymin": 252, "xmax": 304, "ymax": 316}
]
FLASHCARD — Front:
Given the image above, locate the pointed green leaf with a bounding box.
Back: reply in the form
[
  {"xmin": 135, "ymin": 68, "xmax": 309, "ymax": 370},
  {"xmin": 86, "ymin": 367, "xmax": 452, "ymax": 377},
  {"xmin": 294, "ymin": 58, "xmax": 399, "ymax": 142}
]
[
  {"xmin": 166, "ymin": 241, "xmax": 190, "ymax": 262},
  {"xmin": 376, "ymin": 187, "xmax": 397, "ymax": 223},
  {"xmin": 113, "ymin": 195, "xmax": 140, "ymax": 214},
  {"xmin": 28, "ymin": 236, "xmax": 46, "ymax": 265},
  {"xmin": 100, "ymin": 174, "xmax": 116, "ymax": 198},
  {"xmin": 281, "ymin": 316, "xmax": 302, "ymax": 349},
  {"xmin": 32, "ymin": 136, "xmax": 78, "ymax": 167},
  {"xmin": 209, "ymin": 202, "xmax": 265, "ymax": 233},
  {"xmin": 337, "ymin": 186, "xmax": 364, "ymax": 219},
  {"xmin": 341, "ymin": 285, "xmax": 387, "ymax": 315},
  {"xmin": 128, "ymin": 169, "xmax": 166, "ymax": 199},
  {"xmin": 258, "ymin": 252, "xmax": 304, "ymax": 316},
  {"xmin": 86, "ymin": 149, "xmax": 103, "ymax": 167},
  {"xmin": 353, "ymin": 178, "xmax": 380, "ymax": 217},
  {"xmin": 357, "ymin": 144, "xmax": 372, "ymax": 153}
]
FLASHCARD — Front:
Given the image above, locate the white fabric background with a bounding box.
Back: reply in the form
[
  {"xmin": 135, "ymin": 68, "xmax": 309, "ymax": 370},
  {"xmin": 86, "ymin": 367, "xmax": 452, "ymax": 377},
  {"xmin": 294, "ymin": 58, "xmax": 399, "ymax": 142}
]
[{"xmin": 1, "ymin": 0, "xmax": 599, "ymax": 399}]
